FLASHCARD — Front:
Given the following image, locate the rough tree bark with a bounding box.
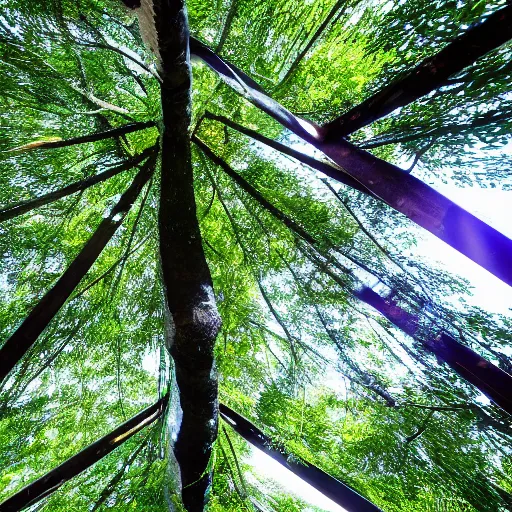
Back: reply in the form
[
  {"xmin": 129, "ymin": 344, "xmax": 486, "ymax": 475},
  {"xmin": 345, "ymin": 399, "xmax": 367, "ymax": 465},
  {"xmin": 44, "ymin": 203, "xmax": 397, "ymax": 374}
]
[{"xmin": 148, "ymin": 1, "xmax": 222, "ymax": 510}]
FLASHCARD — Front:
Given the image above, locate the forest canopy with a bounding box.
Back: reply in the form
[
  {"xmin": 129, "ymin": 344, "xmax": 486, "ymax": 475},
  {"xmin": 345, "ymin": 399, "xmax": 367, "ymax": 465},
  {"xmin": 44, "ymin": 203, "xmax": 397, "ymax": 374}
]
[{"xmin": 0, "ymin": 0, "xmax": 511, "ymax": 511}]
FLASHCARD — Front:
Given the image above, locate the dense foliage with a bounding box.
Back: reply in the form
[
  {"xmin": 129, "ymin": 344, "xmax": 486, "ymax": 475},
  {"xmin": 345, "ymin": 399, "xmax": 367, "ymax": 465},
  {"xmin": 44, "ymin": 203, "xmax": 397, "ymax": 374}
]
[{"xmin": 0, "ymin": 0, "xmax": 511, "ymax": 511}]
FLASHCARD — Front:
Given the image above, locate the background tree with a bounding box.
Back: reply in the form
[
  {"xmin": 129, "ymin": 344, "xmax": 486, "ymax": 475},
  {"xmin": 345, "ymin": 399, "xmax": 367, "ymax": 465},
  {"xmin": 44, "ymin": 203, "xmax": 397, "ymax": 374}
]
[{"xmin": 0, "ymin": 0, "xmax": 511, "ymax": 511}]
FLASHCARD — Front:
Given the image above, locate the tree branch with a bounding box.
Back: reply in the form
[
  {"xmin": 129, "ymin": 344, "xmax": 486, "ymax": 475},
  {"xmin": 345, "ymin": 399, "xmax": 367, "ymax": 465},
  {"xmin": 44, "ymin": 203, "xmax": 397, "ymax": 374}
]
[
  {"xmin": 215, "ymin": 0, "xmax": 238, "ymax": 53},
  {"xmin": 0, "ymin": 146, "xmax": 155, "ymax": 223},
  {"xmin": 7, "ymin": 121, "xmax": 156, "ymax": 152},
  {"xmin": 0, "ymin": 153, "xmax": 157, "ymax": 383},
  {"xmin": 405, "ymin": 410, "xmax": 434, "ymax": 443},
  {"xmin": 220, "ymin": 403, "xmax": 383, "ymax": 512},
  {"xmin": 203, "ymin": 111, "xmax": 372, "ymax": 196},
  {"xmin": 323, "ymin": 4, "xmax": 512, "ymax": 137},
  {"xmin": 0, "ymin": 394, "xmax": 168, "ymax": 511},
  {"xmin": 277, "ymin": 0, "xmax": 346, "ymax": 89},
  {"xmin": 196, "ymin": 39, "xmax": 512, "ymax": 287}
]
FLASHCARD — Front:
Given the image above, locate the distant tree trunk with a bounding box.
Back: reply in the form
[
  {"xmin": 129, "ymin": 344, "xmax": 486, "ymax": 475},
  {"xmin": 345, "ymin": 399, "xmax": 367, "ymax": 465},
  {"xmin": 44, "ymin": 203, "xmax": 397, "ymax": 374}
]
[
  {"xmin": 276, "ymin": 0, "xmax": 346, "ymax": 89},
  {"xmin": 215, "ymin": 0, "xmax": 238, "ymax": 53},
  {"xmin": 151, "ymin": 1, "xmax": 222, "ymax": 510}
]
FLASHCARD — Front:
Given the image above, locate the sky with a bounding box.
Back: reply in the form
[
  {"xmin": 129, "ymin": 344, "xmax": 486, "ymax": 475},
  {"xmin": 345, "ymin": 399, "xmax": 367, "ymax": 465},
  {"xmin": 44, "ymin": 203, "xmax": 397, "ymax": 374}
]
[{"xmin": 416, "ymin": 182, "xmax": 512, "ymax": 315}]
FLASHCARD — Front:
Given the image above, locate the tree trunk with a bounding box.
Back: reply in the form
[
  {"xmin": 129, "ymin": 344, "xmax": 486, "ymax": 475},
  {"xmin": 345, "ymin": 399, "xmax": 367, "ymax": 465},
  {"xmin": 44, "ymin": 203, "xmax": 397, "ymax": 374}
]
[
  {"xmin": 151, "ymin": 2, "xmax": 222, "ymax": 510},
  {"xmin": 0, "ymin": 395, "xmax": 168, "ymax": 511},
  {"xmin": 0, "ymin": 156, "xmax": 156, "ymax": 384},
  {"xmin": 220, "ymin": 403, "xmax": 383, "ymax": 512},
  {"xmin": 322, "ymin": 4, "xmax": 512, "ymax": 138}
]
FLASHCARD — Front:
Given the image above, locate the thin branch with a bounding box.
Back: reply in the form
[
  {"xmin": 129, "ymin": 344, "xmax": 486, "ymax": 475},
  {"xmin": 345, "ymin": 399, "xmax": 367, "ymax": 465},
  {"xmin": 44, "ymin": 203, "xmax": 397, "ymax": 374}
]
[
  {"xmin": 222, "ymin": 426, "xmax": 249, "ymax": 497},
  {"xmin": 112, "ymin": 176, "xmax": 155, "ymax": 421},
  {"xmin": 358, "ymin": 111, "xmax": 510, "ymax": 148},
  {"xmin": 91, "ymin": 431, "xmax": 152, "ymax": 512},
  {"xmin": 74, "ymin": 41, "xmax": 160, "ymax": 81},
  {"xmin": 401, "ymin": 403, "xmax": 478, "ymax": 412},
  {"xmin": 70, "ymin": 234, "xmax": 152, "ymax": 301},
  {"xmin": 255, "ymin": 275, "xmax": 299, "ymax": 365},
  {"xmin": 405, "ymin": 410, "xmax": 434, "ymax": 443},
  {"xmin": 7, "ymin": 121, "xmax": 155, "ymax": 153},
  {"xmin": 405, "ymin": 139, "xmax": 437, "ymax": 172},
  {"xmin": 203, "ymin": 111, "xmax": 372, "ymax": 196},
  {"xmin": 277, "ymin": 0, "xmax": 346, "ymax": 88},
  {"xmin": 219, "ymin": 439, "xmax": 246, "ymax": 500},
  {"xmin": 322, "ymin": 179, "xmax": 430, "ymax": 298},
  {"xmin": 0, "ymin": 146, "xmax": 155, "ymax": 223},
  {"xmin": 194, "ymin": 137, "xmax": 317, "ymax": 247}
]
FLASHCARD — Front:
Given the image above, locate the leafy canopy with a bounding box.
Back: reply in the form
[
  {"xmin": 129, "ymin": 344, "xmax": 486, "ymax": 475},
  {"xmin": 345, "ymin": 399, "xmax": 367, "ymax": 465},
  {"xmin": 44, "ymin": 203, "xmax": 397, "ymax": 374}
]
[{"xmin": 0, "ymin": 0, "xmax": 511, "ymax": 511}]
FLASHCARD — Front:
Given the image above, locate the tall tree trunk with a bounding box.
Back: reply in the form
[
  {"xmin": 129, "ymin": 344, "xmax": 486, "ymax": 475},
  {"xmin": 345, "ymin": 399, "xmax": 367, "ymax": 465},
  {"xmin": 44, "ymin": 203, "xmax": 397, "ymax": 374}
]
[
  {"xmin": 0, "ymin": 156, "xmax": 155, "ymax": 384},
  {"xmin": 150, "ymin": 2, "xmax": 222, "ymax": 510},
  {"xmin": 0, "ymin": 395, "xmax": 168, "ymax": 511},
  {"xmin": 322, "ymin": 4, "xmax": 512, "ymax": 138}
]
